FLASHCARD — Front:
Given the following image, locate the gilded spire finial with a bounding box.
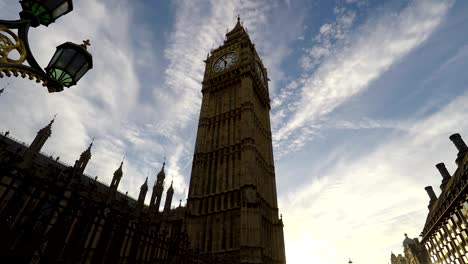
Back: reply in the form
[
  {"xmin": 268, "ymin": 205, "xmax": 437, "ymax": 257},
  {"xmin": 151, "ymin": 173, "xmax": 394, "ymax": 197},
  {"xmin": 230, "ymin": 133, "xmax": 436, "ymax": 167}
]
[{"xmin": 80, "ymin": 39, "xmax": 91, "ymax": 49}]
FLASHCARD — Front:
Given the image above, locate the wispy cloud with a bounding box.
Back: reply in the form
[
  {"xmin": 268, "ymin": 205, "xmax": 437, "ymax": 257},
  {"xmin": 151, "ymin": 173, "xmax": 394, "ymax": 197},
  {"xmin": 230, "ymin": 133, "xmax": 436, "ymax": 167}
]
[
  {"xmin": 272, "ymin": 0, "xmax": 455, "ymax": 157},
  {"xmin": 282, "ymin": 88, "xmax": 468, "ymax": 263},
  {"xmin": 300, "ymin": 6, "xmax": 356, "ymax": 71}
]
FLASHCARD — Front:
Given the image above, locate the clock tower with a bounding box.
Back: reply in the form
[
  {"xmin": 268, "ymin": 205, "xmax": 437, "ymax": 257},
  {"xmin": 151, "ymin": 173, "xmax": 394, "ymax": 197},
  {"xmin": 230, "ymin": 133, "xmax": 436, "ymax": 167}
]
[{"xmin": 186, "ymin": 18, "xmax": 286, "ymax": 264}]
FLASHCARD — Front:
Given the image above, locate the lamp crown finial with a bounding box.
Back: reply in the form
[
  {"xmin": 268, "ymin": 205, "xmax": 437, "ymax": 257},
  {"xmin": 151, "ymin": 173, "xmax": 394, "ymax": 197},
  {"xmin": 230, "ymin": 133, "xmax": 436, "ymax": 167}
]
[{"xmin": 81, "ymin": 39, "xmax": 91, "ymax": 49}]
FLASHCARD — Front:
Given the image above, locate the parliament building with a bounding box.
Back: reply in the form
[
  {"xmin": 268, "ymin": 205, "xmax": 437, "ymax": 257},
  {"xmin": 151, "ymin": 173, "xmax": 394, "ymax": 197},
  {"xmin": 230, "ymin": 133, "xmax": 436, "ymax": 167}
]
[
  {"xmin": 421, "ymin": 133, "xmax": 468, "ymax": 264},
  {"xmin": 0, "ymin": 18, "xmax": 286, "ymax": 264},
  {"xmin": 390, "ymin": 134, "xmax": 468, "ymax": 264}
]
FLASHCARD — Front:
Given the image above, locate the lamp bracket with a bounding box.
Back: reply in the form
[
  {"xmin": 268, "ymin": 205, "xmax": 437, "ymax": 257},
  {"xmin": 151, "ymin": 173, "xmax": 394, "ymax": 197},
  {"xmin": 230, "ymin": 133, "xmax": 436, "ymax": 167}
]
[
  {"xmin": 0, "ymin": 63, "xmax": 63, "ymax": 92},
  {"xmin": 0, "ymin": 19, "xmax": 63, "ymax": 93}
]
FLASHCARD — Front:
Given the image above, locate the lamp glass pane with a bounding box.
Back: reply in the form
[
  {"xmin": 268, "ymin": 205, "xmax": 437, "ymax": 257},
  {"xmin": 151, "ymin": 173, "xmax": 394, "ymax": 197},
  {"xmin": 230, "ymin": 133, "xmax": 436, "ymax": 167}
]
[
  {"xmin": 66, "ymin": 53, "xmax": 86, "ymax": 76},
  {"xmin": 51, "ymin": 2, "xmax": 70, "ymax": 19},
  {"xmin": 48, "ymin": 68, "xmax": 73, "ymax": 87},
  {"xmin": 75, "ymin": 62, "xmax": 90, "ymax": 82},
  {"xmin": 25, "ymin": 2, "xmax": 51, "ymax": 25},
  {"xmin": 47, "ymin": 48, "xmax": 63, "ymax": 68},
  {"xmin": 54, "ymin": 48, "xmax": 76, "ymax": 69}
]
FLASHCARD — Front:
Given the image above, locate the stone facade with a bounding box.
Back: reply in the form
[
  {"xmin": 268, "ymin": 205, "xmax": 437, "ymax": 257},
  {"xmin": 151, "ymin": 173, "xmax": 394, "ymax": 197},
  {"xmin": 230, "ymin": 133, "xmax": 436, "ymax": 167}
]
[
  {"xmin": 403, "ymin": 234, "xmax": 431, "ymax": 264},
  {"xmin": 391, "ymin": 252, "xmax": 408, "ymax": 264},
  {"xmin": 186, "ymin": 18, "xmax": 286, "ymax": 263},
  {"xmin": 421, "ymin": 133, "xmax": 468, "ymax": 263},
  {"xmin": 390, "ymin": 234, "xmax": 430, "ymax": 264}
]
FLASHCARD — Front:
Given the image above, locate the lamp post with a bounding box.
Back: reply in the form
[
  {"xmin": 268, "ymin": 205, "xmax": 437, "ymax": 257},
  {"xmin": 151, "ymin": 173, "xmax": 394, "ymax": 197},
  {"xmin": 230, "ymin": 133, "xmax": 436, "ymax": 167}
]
[{"xmin": 0, "ymin": 0, "xmax": 93, "ymax": 93}]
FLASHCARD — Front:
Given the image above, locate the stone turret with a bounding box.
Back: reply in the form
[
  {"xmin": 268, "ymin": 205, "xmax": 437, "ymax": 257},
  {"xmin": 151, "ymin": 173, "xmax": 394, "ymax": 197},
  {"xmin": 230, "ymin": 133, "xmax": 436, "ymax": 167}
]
[
  {"xmin": 29, "ymin": 117, "xmax": 55, "ymax": 153},
  {"xmin": 138, "ymin": 177, "xmax": 148, "ymax": 203},
  {"xmin": 110, "ymin": 161, "xmax": 123, "ymax": 192},
  {"xmin": 73, "ymin": 140, "xmax": 93, "ymax": 175},
  {"xmin": 149, "ymin": 162, "xmax": 165, "ymax": 213},
  {"xmin": 137, "ymin": 177, "xmax": 149, "ymax": 214},
  {"xmin": 164, "ymin": 180, "xmax": 174, "ymax": 212}
]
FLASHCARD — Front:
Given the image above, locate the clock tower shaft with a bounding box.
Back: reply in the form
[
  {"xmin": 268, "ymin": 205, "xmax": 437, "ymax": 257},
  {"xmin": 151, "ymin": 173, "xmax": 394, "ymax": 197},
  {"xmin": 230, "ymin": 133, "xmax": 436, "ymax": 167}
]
[{"xmin": 186, "ymin": 18, "xmax": 286, "ymax": 264}]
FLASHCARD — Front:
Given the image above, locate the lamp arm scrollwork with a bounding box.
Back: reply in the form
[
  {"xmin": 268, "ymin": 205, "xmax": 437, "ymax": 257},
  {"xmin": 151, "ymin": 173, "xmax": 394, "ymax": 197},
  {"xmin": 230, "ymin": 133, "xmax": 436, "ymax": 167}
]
[{"xmin": 0, "ymin": 19, "xmax": 62, "ymax": 92}]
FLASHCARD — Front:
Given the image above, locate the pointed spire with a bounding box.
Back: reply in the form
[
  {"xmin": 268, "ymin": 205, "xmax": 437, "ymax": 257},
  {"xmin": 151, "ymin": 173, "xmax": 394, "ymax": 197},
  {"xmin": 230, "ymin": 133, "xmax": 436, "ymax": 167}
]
[
  {"xmin": 142, "ymin": 176, "xmax": 148, "ymax": 189},
  {"xmin": 49, "ymin": 114, "xmax": 57, "ymax": 126},
  {"xmin": 226, "ymin": 15, "xmax": 246, "ymax": 40},
  {"xmin": 39, "ymin": 114, "xmax": 56, "ymax": 137},
  {"xmin": 43, "ymin": 115, "xmax": 56, "ymax": 133},
  {"xmin": 74, "ymin": 139, "xmax": 94, "ymax": 174},
  {"xmin": 110, "ymin": 159, "xmax": 124, "ymax": 191},
  {"xmin": 137, "ymin": 176, "xmax": 149, "ymax": 208},
  {"xmin": 168, "ymin": 179, "xmax": 174, "ymax": 192},
  {"xmin": 115, "ymin": 160, "xmax": 123, "ymax": 177},
  {"xmin": 164, "ymin": 179, "xmax": 175, "ymax": 211},
  {"xmin": 156, "ymin": 158, "xmax": 166, "ymax": 180},
  {"xmin": 81, "ymin": 139, "xmax": 93, "ymax": 157},
  {"xmin": 28, "ymin": 115, "xmax": 56, "ymax": 152},
  {"xmin": 116, "ymin": 160, "xmax": 123, "ymax": 173}
]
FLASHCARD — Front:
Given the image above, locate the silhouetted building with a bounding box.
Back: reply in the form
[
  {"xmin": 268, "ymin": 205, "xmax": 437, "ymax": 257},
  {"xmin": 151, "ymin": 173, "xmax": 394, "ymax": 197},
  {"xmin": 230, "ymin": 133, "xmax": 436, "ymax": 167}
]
[
  {"xmin": 421, "ymin": 133, "xmax": 468, "ymax": 263},
  {"xmin": 185, "ymin": 17, "xmax": 286, "ymax": 263},
  {"xmin": 0, "ymin": 120, "xmax": 202, "ymax": 263},
  {"xmin": 391, "ymin": 251, "xmax": 408, "ymax": 264}
]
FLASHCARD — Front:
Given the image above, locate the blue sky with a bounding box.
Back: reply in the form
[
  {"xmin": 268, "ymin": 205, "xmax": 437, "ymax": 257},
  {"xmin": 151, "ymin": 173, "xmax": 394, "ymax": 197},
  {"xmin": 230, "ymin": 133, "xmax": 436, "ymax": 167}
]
[{"xmin": 1, "ymin": 0, "xmax": 467, "ymax": 263}]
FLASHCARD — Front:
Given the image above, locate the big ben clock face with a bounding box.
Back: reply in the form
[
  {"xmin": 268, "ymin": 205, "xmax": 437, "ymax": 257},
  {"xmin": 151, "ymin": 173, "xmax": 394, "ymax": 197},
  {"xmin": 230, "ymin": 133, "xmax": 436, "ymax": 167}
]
[{"xmin": 212, "ymin": 52, "xmax": 239, "ymax": 73}]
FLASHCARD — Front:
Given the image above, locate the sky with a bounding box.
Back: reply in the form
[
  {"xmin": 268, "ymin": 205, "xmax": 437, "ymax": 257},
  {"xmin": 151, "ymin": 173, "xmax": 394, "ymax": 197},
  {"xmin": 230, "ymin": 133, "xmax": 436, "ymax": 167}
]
[{"xmin": 0, "ymin": 0, "xmax": 467, "ymax": 263}]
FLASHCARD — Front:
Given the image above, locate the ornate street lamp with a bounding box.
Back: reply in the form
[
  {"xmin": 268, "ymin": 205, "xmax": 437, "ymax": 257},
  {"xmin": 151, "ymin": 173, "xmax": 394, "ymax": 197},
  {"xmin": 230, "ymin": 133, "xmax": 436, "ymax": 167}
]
[{"xmin": 0, "ymin": 0, "xmax": 93, "ymax": 93}]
